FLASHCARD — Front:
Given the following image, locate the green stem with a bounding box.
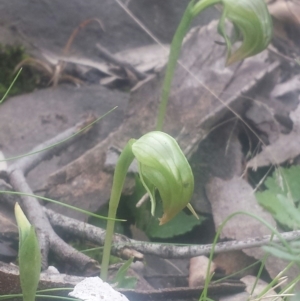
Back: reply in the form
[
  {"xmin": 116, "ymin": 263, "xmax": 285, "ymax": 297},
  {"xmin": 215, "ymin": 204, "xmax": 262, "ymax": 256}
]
[
  {"xmin": 155, "ymin": 0, "xmax": 195, "ymax": 131},
  {"xmin": 155, "ymin": 0, "xmax": 222, "ymax": 131},
  {"xmin": 100, "ymin": 139, "xmax": 135, "ymax": 281},
  {"xmin": 199, "ymin": 211, "xmax": 293, "ymax": 300},
  {"xmin": 0, "ymin": 68, "xmax": 22, "ymax": 104}
]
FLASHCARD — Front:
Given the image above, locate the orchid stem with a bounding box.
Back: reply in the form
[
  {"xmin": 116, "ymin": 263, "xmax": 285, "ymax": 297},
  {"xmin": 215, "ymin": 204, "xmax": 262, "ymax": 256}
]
[
  {"xmin": 100, "ymin": 139, "xmax": 135, "ymax": 281},
  {"xmin": 155, "ymin": 0, "xmax": 195, "ymax": 131}
]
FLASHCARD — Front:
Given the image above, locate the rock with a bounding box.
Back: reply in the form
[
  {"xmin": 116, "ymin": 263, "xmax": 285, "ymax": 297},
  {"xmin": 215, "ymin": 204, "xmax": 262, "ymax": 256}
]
[
  {"xmin": 0, "ymin": 85, "xmax": 129, "ymax": 192},
  {"xmin": 0, "ymin": 1, "xmax": 218, "ymax": 57}
]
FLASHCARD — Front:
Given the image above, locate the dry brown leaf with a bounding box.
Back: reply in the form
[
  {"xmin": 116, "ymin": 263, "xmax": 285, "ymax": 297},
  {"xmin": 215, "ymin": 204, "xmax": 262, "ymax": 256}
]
[
  {"xmin": 191, "ymin": 122, "xmax": 244, "ymax": 214},
  {"xmin": 221, "ymin": 274, "xmax": 283, "ymax": 300},
  {"xmin": 267, "ymin": 0, "xmax": 300, "ymax": 44},
  {"xmin": 41, "ymin": 50, "xmax": 115, "ymax": 76},
  {"xmin": 241, "ymin": 275, "xmax": 283, "ymax": 300},
  {"xmin": 247, "ymin": 103, "xmax": 300, "ymax": 169},
  {"xmin": 205, "ymin": 176, "xmax": 275, "ymax": 241},
  {"xmin": 213, "ymin": 251, "xmax": 257, "ymax": 278},
  {"xmin": 268, "ymin": 0, "xmax": 300, "ymax": 25},
  {"xmin": 115, "ymin": 44, "xmax": 169, "ymax": 73},
  {"xmin": 245, "ymin": 101, "xmax": 281, "ymax": 144},
  {"xmin": 188, "ymin": 256, "xmax": 216, "ymax": 288},
  {"xmin": 271, "ymin": 74, "xmax": 300, "ymax": 99}
]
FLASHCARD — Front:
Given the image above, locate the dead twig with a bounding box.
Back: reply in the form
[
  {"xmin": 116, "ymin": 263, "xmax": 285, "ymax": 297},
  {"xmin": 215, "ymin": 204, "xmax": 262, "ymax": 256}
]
[
  {"xmin": 3, "ymin": 173, "xmax": 300, "ymax": 262},
  {"xmin": 15, "ymin": 18, "xmax": 105, "ymax": 87},
  {"xmin": 45, "ymin": 206, "xmax": 300, "ymax": 259},
  {"xmin": 9, "ymin": 169, "xmax": 98, "ymax": 273},
  {"xmin": 3, "ymin": 116, "xmax": 100, "ymax": 273},
  {"xmin": 96, "ymin": 43, "xmax": 147, "ymax": 81},
  {"xmin": 45, "ymin": 207, "xmax": 143, "ymax": 261}
]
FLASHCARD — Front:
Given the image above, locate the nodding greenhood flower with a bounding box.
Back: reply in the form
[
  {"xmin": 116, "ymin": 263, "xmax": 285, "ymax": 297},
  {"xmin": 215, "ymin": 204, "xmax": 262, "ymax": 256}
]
[
  {"xmin": 132, "ymin": 131, "xmax": 195, "ymax": 225},
  {"xmin": 192, "ymin": 0, "xmax": 272, "ymax": 65},
  {"xmin": 101, "ymin": 131, "xmax": 198, "ymax": 281}
]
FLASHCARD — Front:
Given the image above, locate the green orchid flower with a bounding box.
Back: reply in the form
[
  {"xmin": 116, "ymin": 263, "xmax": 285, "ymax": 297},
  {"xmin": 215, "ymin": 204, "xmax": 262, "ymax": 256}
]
[
  {"xmin": 157, "ymin": 0, "xmax": 273, "ymax": 130},
  {"xmin": 101, "ymin": 131, "xmax": 197, "ymax": 280},
  {"xmin": 132, "ymin": 131, "xmax": 195, "ymax": 225},
  {"xmin": 192, "ymin": 0, "xmax": 273, "ymax": 65},
  {"xmin": 15, "ymin": 203, "xmax": 41, "ymax": 301}
]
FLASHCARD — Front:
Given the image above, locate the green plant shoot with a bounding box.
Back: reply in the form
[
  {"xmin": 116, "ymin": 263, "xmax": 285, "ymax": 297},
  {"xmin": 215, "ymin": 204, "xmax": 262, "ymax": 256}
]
[
  {"xmin": 156, "ymin": 0, "xmax": 272, "ymax": 130},
  {"xmin": 101, "ymin": 131, "xmax": 197, "ymax": 281},
  {"xmin": 15, "ymin": 203, "xmax": 41, "ymax": 301}
]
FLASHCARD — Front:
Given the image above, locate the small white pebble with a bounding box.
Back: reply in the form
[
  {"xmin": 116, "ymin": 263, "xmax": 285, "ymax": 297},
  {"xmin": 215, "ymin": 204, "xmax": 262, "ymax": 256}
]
[
  {"xmin": 69, "ymin": 277, "xmax": 129, "ymax": 301},
  {"xmin": 44, "ymin": 266, "xmax": 60, "ymax": 274}
]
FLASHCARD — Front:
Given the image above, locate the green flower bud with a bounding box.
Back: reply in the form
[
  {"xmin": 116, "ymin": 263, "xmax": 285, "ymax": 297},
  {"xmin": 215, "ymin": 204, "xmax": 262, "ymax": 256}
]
[
  {"xmin": 132, "ymin": 131, "xmax": 195, "ymax": 225},
  {"xmin": 192, "ymin": 0, "xmax": 272, "ymax": 65}
]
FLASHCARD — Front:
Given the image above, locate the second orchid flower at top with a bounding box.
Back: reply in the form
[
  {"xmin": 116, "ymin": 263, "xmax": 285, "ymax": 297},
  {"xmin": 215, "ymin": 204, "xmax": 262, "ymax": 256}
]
[
  {"xmin": 192, "ymin": 0, "xmax": 273, "ymax": 65},
  {"xmin": 156, "ymin": 0, "xmax": 273, "ymax": 130}
]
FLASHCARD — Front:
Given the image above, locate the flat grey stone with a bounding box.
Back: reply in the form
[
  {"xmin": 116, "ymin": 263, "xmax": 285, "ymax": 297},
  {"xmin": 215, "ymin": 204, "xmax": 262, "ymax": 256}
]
[
  {"xmin": 0, "ymin": 1, "xmax": 218, "ymax": 57},
  {"xmin": 0, "ymin": 85, "xmax": 129, "ymax": 190}
]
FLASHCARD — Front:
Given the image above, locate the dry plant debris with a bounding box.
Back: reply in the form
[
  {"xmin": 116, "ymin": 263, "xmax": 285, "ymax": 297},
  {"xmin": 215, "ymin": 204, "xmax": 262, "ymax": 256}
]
[{"xmin": 247, "ymin": 103, "xmax": 300, "ymax": 168}]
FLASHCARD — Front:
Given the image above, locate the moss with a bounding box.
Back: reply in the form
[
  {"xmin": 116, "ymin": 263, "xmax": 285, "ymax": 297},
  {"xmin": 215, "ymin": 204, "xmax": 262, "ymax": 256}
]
[{"xmin": 0, "ymin": 44, "xmax": 40, "ymax": 99}]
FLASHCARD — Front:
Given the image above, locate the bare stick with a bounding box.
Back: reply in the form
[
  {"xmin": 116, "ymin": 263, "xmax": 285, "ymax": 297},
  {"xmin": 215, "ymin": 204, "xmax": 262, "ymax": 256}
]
[
  {"xmin": 9, "ymin": 169, "xmax": 51, "ymax": 268},
  {"xmin": 96, "ymin": 43, "xmax": 147, "ymax": 80},
  {"xmin": 46, "ymin": 205, "xmax": 300, "ymax": 259},
  {"xmin": 45, "ymin": 207, "xmax": 143, "ymax": 261},
  {"xmin": 5, "ymin": 116, "xmax": 100, "ymax": 273},
  {"xmin": 3, "ymin": 182, "xmax": 299, "ymax": 260},
  {"xmin": 121, "ymin": 231, "xmax": 300, "ymax": 258}
]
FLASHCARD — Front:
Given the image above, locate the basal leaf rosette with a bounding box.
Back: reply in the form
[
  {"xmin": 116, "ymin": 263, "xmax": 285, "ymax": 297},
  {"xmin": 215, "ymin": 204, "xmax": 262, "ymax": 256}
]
[
  {"xmin": 192, "ymin": 0, "xmax": 272, "ymax": 65},
  {"xmin": 132, "ymin": 131, "xmax": 194, "ymax": 225}
]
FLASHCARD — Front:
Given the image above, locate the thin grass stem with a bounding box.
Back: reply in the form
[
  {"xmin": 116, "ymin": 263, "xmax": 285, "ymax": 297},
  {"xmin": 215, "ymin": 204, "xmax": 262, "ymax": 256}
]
[{"xmin": 0, "ymin": 68, "xmax": 22, "ymax": 104}]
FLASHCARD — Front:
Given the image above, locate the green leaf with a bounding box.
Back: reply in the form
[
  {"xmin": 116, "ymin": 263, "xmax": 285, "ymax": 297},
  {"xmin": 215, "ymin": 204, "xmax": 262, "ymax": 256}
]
[
  {"xmin": 112, "ymin": 257, "xmax": 137, "ymax": 289},
  {"xmin": 146, "ymin": 208, "xmax": 205, "ymax": 239},
  {"xmin": 263, "ymin": 245, "xmax": 300, "ymax": 263},
  {"xmin": 132, "ymin": 131, "xmax": 195, "ymax": 225},
  {"xmin": 15, "ymin": 203, "xmax": 41, "ymax": 301},
  {"xmin": 125, "ymin": 177, "xmax": 204, "ymax": 239},
  {"xmin": 264, "ymin": 167, "xmax": 300, "ymax": 203},
  {"xmin": 256, "ymin": 191, "xmax": 300, "ymax": 229},
  {"xmin": 15, "ymin": 203, "xmax": 31, "ymax": 246},
  {"xmin": 19, "ymin": 226, "xmax": 41, "ymax": 301}
]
